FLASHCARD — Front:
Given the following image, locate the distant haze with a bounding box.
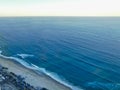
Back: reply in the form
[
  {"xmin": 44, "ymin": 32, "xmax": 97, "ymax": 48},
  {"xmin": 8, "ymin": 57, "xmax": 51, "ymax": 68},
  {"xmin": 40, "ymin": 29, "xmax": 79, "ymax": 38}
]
[{"xmin": 0, "ymin": 0, "xmax": 120, "ymax": 16}]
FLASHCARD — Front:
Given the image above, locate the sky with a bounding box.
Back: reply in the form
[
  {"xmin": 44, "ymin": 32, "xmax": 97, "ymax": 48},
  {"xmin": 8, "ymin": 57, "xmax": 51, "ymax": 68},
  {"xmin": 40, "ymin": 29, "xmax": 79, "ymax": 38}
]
[{"xmin": 0, "ymin": 0, "xmax": 120, "ymax": 16}]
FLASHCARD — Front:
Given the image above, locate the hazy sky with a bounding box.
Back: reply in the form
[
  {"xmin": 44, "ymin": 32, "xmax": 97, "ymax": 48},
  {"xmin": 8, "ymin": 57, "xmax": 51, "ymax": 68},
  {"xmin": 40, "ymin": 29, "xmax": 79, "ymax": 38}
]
[{"xmin": 0, "ymin": 0, "xmax": 120, "ymax": 16}]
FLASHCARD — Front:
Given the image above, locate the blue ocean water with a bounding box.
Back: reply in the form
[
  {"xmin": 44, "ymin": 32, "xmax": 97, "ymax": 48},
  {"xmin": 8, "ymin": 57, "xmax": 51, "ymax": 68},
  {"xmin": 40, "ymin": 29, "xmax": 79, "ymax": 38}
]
[{"xmin": 0, "ymin": 17, "xmax": 120, "ymax": 90}]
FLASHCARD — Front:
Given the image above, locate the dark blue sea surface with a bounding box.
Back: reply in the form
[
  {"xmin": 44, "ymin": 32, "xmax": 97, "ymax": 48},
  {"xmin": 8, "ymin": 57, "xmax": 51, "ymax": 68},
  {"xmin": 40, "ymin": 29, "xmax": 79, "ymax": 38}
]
[{"xmin": 0, "ymin": 17, "xmax": 120, "ymax": 90}]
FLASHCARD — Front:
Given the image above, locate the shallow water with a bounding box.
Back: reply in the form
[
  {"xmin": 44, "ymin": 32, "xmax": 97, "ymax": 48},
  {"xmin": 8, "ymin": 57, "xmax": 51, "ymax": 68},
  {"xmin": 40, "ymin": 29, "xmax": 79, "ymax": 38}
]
[{"xmin": 0, "ymin": 17, "xmax": 120, "ymax": 90}]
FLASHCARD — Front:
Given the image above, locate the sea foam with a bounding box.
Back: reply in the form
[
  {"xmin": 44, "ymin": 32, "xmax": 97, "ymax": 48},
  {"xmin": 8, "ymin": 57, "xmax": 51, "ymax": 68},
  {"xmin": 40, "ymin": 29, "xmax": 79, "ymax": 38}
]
[
  {"xmin": 31, "ymin": 64, "xmax": 82, "ymax": 90},
  {"xmin": 17, "ymin": 54, "xmax": 34, "ymax": 59},
  {"xmin": 0, "ymin": 50, "xmax": 82, "ymax": 90}
]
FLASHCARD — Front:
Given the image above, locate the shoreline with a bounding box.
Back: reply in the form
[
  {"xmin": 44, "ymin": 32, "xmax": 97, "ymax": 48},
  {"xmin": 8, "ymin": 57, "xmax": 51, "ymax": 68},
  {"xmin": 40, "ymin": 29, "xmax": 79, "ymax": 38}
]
[{"xmin": 0, "ymin": 56, "xmax": 72, "ymax": 90}]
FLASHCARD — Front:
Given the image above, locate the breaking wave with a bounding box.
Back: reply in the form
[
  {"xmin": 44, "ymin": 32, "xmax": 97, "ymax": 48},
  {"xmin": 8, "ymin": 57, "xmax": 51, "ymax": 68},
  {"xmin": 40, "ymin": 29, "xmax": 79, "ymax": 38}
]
[
  {"xmin": 0, "ymin": 50, "xmax": 82, "ymax": 90},
  {"xmin": 17, "ymin": 54, "xmax": 34, "ymax": 59}
]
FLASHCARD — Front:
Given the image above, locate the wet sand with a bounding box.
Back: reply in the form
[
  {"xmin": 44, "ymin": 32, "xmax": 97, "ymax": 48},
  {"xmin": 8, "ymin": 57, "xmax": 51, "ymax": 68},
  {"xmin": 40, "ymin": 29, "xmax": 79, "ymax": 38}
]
[{"xmin": 0, "ymin": 57, "xmax": 71, "ymax": 90}]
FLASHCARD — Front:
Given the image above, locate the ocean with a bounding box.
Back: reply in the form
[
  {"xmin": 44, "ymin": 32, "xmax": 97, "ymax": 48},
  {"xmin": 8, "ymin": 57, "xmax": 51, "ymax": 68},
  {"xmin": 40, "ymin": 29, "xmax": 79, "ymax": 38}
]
[{"xmin": 0, "ymin": 17, "xmax": 120, "ymax": 90}]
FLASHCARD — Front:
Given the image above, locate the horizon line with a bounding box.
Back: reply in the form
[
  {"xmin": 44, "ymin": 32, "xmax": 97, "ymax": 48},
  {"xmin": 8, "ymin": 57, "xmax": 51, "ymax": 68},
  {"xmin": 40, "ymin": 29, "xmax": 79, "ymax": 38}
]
[{"xmin": 0, "ymin": 16, "xmax": 120, "ymax": 17}]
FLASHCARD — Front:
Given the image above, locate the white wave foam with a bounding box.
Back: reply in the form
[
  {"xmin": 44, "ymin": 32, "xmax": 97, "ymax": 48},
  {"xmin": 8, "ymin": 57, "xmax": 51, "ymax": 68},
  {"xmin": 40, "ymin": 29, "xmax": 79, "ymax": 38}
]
[
  {"xmin": 0, "ymin": 52, "xmax": 36, "ymax": 70},
  {"xmin": 0, "ymin": 51, "xmax": 83, "ymax": 90},
  {"xmin": 31, "ymin": 64, "xmax": 83, "ymax": 90},
  {"xmin": 0, "ymin": 50, "xmax": 2, "ymax": 54},
  {"xmin": 17, "ymin": 54, "xmax": 34, "ymax": 59}
]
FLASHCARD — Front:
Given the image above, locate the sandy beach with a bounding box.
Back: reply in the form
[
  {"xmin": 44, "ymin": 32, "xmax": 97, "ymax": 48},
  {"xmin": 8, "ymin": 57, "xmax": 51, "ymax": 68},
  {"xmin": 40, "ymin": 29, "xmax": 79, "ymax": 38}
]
[{"xmin": 0, "ymin": 57, "xmax": 71, "ymax": 90}]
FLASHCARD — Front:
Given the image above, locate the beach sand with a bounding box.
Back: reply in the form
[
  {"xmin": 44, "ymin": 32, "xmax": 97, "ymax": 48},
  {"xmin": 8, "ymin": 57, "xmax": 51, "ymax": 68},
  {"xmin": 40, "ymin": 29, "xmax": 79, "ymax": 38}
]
[{"xmin": 0, "ymin": 57, "xmax": 71, "ymax": 90}]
